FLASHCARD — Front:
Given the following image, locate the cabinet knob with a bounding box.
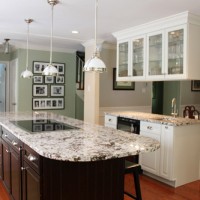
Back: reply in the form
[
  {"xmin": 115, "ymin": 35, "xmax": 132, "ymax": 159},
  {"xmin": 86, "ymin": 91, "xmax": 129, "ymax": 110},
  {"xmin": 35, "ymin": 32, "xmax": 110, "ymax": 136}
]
[
  {"xmin": 28, "ymin": 154, "xmax": 37, "ymax": 162},
  {"xmin": 4, "ymin": 134, "xmax": 8, "ymax": 138},
  {"xmin": 21, "ymin": 167, "xmax": 28, "ymax": 171},
  {"xmin": 165, "ymin": 126, "xmax": 168, "ymax": 129},
  {"xmin": 108, "ymin": 119, "xmax": 112, "ymax": 122}
]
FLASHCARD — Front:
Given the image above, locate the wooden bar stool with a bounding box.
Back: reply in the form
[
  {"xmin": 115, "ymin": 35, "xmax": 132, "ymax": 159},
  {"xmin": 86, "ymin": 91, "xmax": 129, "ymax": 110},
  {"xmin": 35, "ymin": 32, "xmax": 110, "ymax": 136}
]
[{"xmin": 124, "ymin": 160, "xmax": 142, "ymax": 200}]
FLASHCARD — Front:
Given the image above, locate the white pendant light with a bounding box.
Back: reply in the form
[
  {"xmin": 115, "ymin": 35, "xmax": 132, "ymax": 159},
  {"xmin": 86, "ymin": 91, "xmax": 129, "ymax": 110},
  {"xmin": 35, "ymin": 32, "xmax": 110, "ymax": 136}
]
[
  {"xmin": 42, "ymin": 0, "xmax": 59, "ymax": 76},
  {"xmin": 83, "ymin": 0, "xmax": 106, "ymax": 72},
  {"xmin": 4, "ymin": 39, "xmax": 10, "ymax": 54},
  {"xmin": 21, "ymin": 19, "xmax": 34, "ymax": 79}
]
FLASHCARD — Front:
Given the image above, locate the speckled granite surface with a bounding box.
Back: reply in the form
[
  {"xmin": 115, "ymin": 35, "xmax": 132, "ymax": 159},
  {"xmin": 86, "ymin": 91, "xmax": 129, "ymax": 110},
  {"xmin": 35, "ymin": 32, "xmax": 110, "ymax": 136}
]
[
  {"xmin": 106, "ymin": 111, "xmax": 200, "ymax": 126},
  {"xmin": 0, "ymin": 112, "xmax": 160, "ymax": 162}
]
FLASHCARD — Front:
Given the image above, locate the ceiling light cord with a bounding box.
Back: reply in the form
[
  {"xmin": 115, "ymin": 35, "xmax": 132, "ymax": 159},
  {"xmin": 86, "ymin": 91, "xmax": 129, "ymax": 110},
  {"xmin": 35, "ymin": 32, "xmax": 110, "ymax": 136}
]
[
  {"xmin": 50, "ymin": 4, "xmax": 54, "ymax": 65},
  {"xmin": 94, "ymin": 0, "xmax": 98, "ymax": 54},
  {"xmin": 26, "ymin": 21, "xmax": 30, "ymax": 70}
]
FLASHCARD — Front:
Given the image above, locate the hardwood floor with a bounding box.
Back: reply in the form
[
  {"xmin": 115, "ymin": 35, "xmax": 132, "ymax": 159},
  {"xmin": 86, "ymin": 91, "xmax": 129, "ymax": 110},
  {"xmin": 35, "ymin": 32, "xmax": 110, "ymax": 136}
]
[
  {"xmin": 124, "ymin": 174, "xmax": 200, "ymax": 200},
  {"xmin": 0, "ymin": 181, "xmax": 9, "ymax": 200},
  {"xmin": 0, "ymin": 175, "xmax": 200, "ymax": 200}
]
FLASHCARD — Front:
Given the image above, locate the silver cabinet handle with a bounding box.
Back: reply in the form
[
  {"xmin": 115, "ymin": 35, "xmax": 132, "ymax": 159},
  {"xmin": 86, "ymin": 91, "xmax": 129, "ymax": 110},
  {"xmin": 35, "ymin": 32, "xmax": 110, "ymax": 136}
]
[
  {"xmin": 4, "ymin": 134, "xmax": 8, "ymax": 138},
  {"xmin": 12, "ymin": 140, "xmax": 18, "ymax": 146},
  {"xmin": 147, "ymin": 126, "xmax": 152, "ymax": 130},
  {"xmin": 6, "ymin": 149, "xmax": 10, "ymax": 153},
  {"xmin": 28, "ymin": 154, "xmax": 37, "ymax": 161},
  {"xmin": 21, "ymin": 167, "xmax": 29, "ymax": 171}
]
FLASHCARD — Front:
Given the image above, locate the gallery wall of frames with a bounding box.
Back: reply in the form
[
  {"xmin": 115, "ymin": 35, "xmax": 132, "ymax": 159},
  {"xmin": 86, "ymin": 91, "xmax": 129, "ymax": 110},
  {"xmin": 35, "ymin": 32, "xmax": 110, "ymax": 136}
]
[{"xmin": 32, "ymin": 61, "xmax": 65, "ymax": 110}]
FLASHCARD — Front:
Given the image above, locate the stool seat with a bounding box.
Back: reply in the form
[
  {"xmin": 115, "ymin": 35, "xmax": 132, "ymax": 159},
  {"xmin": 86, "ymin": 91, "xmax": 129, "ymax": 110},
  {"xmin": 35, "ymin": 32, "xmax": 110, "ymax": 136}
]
[{"xmin": 124, "ymin": 160, "xmax": 142, "ymax": 200}]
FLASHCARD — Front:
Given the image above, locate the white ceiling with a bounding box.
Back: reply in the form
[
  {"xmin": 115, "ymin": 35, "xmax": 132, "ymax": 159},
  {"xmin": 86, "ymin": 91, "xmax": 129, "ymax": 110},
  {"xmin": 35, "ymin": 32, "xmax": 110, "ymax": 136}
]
[{"xmin": 1, "ymin": 0, "xmax": 200, "ymax": 53}]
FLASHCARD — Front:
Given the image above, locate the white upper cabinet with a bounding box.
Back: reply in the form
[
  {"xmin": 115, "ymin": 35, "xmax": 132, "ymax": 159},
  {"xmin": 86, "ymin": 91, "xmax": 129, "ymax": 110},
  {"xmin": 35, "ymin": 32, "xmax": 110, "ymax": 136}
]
[{"xmin": 113, "ymin": 12, "xmax": 200, "ymax": 81}]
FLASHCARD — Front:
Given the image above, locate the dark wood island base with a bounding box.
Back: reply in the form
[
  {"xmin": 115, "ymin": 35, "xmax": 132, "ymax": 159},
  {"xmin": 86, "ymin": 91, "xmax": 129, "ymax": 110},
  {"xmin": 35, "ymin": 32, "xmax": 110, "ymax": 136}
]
[{"xmin": 42, "ymin": 157, "xmax": 125, "ymax": 200}]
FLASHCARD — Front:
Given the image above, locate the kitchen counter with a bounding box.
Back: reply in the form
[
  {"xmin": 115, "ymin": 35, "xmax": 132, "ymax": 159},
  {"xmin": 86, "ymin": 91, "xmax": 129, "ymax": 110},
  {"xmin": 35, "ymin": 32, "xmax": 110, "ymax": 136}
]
[
  {"xmin": 106, "ymin": 111, "xmax": 200, "ymax": 126},
  {"xmin": 0, "ymin": 112, "xmax": 160, "ymax": 162}
]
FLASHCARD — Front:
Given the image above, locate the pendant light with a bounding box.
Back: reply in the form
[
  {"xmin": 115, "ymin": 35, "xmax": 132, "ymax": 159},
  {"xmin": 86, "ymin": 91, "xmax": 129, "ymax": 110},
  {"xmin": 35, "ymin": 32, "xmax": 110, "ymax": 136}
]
[
  {"xmin": 4, "ymin": 39, "xmax": 10, "ymax": 54},
  {"xmin": 42, "ymin": 0, "xmax": 59, "ymax": 76},
  {"xmin": 21, "ymin": 19, "xmax": 34, "ymax": 79},
  {"xmin": 83, "ymin": 0, "xmax": 106, "ymax": 72}
]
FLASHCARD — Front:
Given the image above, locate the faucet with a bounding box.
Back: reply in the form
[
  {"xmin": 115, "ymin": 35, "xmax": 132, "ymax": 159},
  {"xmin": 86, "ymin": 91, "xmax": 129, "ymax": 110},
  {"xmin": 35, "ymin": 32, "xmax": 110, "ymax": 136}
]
[{"xmin": 171, "ymin": 98, "xmax": 178, "ymax": 117}]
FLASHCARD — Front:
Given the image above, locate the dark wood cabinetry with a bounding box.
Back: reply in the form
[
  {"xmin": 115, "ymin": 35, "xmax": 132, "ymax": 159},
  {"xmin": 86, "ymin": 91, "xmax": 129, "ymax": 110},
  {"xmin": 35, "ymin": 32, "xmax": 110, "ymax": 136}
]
[
  {"xmin": 0, "ymin": 138, "xmax": 3, "ymax": 179},
  {"xmin": 1, "ymin": 127, "xmax": 22, "ymax": 200},
  {"xmin": 22, "ymin": 144, "xmax": 41, "ymax": 200}
]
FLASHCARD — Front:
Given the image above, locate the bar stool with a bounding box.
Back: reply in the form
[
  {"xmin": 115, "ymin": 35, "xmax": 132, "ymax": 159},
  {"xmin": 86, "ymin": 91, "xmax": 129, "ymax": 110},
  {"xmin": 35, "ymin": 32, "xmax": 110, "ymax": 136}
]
[{"xmin": 124, "ymin": 160, "xmax": 142, "ymax": 200}]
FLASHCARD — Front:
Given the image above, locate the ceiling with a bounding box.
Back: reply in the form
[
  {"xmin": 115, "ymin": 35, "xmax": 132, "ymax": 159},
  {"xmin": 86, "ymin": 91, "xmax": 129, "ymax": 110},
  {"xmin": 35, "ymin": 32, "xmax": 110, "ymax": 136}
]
[{"xmin": 1, "ymin": 0, "xmax": 200, "ymax": 53}]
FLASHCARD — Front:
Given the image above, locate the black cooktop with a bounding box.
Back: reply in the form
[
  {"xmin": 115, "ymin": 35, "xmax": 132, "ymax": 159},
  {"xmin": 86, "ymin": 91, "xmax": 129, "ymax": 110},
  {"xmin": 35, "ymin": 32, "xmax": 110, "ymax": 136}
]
[{"xmin": 10, "ymin": 119, "xmax": 79, "ymax": 133}]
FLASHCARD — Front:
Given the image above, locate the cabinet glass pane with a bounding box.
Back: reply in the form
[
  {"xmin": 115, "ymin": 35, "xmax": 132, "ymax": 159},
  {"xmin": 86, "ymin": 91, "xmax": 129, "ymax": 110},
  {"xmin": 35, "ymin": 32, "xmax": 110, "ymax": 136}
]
[
  {"xmin": 168, "ymin": 29, "xmax": 184, "ymax": 75},
  {"xmin": 118, "ymin": 42, "xmax": 128, "ymax": 77},
  {"xmin": 149, "ymin": 34, "xmax": 162, "ymax": 75},
  {"xmin": 132, "ymin": 38, "xmax": 144, "ymax": 76}
]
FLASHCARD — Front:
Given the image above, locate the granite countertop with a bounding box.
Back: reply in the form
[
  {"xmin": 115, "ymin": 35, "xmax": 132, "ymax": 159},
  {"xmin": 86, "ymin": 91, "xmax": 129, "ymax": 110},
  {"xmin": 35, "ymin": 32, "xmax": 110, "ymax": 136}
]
[
  {"xmin": 106, "ymin": 111, "xmax": 200, "ymax": 126},
  {"xmin": 0, "ymin": 112, "xmax": 160, "ymax": 162}
]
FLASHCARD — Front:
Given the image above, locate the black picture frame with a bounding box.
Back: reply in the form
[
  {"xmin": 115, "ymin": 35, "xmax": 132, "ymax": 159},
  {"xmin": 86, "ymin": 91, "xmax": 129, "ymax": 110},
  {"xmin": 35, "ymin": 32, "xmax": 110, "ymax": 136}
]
[
  {"xmin": 113, "ymin": 68, "xmax": 135, "ymax": 90},
  {"xmin": 33, "ymin": 85, "xmax": 48, "ymax": 97},
  {"xmin": 191, "ymin": 80, "xmax": 200, "ymax": 91}
]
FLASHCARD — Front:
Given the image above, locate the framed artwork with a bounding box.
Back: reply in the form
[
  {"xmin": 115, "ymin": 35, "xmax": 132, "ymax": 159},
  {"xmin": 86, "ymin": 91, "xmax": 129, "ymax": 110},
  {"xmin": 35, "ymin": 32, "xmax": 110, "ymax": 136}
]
[
  {"xmin": 55, "ymin": 76, "xmax": 65, "ymax": 84},
  {"xmin": 33, "ymin": 61, "xmax": 65, "ymax": 75},
  {"xmin": 191, "ymin": 80, "xmax": 200, "ymax": 91},
  {"xmin": 33, "ymin": 76, "xmax": 43, "ymax": 84},
  {"xmin": 45, "ymin": 76, "xmax": 54, "ymax": 84},
  {"xmin": 33, "ymin": 85, "xmax": 48, "ymax": 97},
  {"xmin": 113, "ymin": 68, "xmax": 135, "ymax": 90},
  {"xmin": 32, "ymin": 124, "xmax": 43, "ymax": 132},
  {"xmin": 44, "ymin": 124, "xmax": 54, "ymax": 131},
  {"xmin": 51, "ymin": 85, "xmax": 64, "ymax": 96},
  {"xmin": 33, "ymin": 98, "xmax": 64, "ymax": 110}
]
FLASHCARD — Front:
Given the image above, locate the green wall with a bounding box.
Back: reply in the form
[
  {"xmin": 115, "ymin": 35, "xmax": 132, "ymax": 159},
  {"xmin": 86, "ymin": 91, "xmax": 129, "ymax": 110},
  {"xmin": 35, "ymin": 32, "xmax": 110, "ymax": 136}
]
[
  {"xmin": 163, "ymin": 81, "xmax": 180, "ymax": 115},
  {"xmin": 17, "ymin": 48, "xmax": 76, "ymax": 118}
]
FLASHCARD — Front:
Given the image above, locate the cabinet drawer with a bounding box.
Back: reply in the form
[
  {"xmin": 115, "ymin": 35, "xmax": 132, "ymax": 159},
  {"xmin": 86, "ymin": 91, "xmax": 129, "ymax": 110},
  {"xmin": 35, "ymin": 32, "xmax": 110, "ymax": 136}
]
[
  {"xmin": 23, "ymin": 143, "xmax": 41, "ymax": 175},
  {"xmin": 2, "ymin": 127, "xmax": 23, "ymax": 152},
  {"xmin": 105, "ymin": 115, "xmax": 117, "ymax": 127},
  {"xmin": 140, "ymin": 121, "xmax": 161, "ymax": 134}
]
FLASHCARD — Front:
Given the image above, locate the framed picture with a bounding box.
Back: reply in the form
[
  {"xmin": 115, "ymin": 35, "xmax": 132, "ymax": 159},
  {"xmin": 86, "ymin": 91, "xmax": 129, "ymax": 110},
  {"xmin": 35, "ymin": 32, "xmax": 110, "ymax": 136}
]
[
  {"xmin": 55, "ymin": 124, "xmax": 64, "ymax": 130},
  {"xmin": 44, "ymin": 124, "xmax": 54, "ymax": 131},
  {"xmin": 55, "ymin": 76, "xmax": 65, "ymax": 84},
  {"xmin": 32, "ymin": 124, "xmax": 43, "ymax": 132},
  {"xmin": 32, "ymin": 112, "xmax": 48, "ymax": 120},
  {"xmin": 33, "ymin": 98, "xmax": 64, "ymax": 110},
  {"xmin": 33, "ymin": 85, "xmax": 48, "ymax": 96},
  {"xmin": 51, "ymin": 85, "xmax": 64, "ymax": 96},
  {"xmin": 33, "ymin": 76, "xmax": 43, "ymax": 84},
  {"xmin": 57, "ymin": 64, "xmax": 65, "ymax": 74},
  {"xmin": 33, "ymin": 61, "xmax": 65, "ymax": 75},
  {"xmin": 45, "ymin": 76, "xmax": 54, "ymax": 84},
  {"xmin": 113, "ymin": 68, "xmax": 135, "ymax": 90},
  {"xmin": 191, "ymin": 80, "xmax": 200, "ymax": 91}
]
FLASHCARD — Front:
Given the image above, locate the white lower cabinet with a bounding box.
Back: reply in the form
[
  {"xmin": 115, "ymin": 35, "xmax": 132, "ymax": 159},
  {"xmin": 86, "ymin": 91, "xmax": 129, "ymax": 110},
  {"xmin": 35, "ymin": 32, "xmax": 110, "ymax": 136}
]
[
  {"xmin": 139, "ymin": 121, "xmax": 174, "ymax": 179},
  {"xmin": 139, "ymin": 121, "xmax": 161, "ymax": 175},
  {"xmin": 104, "ymin": 114, "xmax": 117, "ymax": 129},
  {"xmin": 160, "ymin": 125, "xmax": 174, "ymax": 180}
]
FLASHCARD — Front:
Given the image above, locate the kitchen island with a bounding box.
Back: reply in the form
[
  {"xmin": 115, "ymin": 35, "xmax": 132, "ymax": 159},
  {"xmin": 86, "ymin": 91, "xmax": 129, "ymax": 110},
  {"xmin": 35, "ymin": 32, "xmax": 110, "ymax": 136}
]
[
  {"xmin": 0, "ymin": 112, "xmax": 160, "ymax": 200},
  {"xmin": 105, "ymin": 111, "xmax": 200, "ymax": 187}
]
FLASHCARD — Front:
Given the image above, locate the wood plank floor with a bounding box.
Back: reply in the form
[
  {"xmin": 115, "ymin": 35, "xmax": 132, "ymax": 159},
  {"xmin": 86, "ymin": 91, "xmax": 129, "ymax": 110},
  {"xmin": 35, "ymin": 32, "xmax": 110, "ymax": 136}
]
[{"xmin": 0, "ymin": 174, "xmax": 200, "ymax": 200}]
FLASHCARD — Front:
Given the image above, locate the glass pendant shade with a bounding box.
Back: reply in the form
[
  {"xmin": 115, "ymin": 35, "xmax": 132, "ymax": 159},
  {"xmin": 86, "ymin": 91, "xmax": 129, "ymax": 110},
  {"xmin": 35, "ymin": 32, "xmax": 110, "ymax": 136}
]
[
  {"xmin": 21, "ymin": 19, "xmax": 33, "ymax": 79},
  {"xmin": 84, "ymin": 54, "xmax": 106, "ymax": 72},
  {"xmin": 21, "ymin": 69, "xmax": 33, "ymax": 78},
  {"xmin": 42, "ymin": 64, "xmax": 58, "ymax": 76},
  {"xmin": 4, "ymin": 39, "xmax": 10, "ymax": 54},
  {"xmin": 83, "ymin": 0, "xmax": 106, "ymax": 72}
]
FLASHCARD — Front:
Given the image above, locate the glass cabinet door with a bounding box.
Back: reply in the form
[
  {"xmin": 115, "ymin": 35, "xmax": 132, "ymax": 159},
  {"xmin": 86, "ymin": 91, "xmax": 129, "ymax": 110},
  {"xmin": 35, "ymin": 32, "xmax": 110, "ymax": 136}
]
[
  {"xmin": 132, "ymin": 38, "xmax": 144, "ymax": 77},
  {"xmin": 167, "ymin": 29, "xmax": 184, "ymax": 75},
  {"xmin": 118, "ymin": 41, "xmax": 129, "ymax": 77},
  {"xmin": 148, "ymin": 33, "xmax": 163, "ymax": 76}
]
